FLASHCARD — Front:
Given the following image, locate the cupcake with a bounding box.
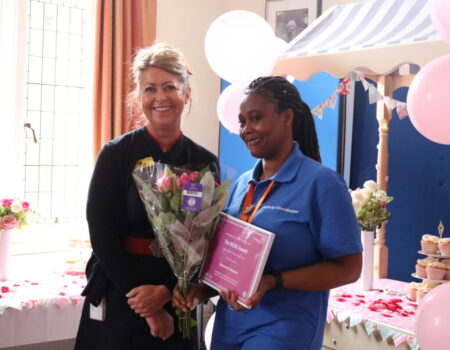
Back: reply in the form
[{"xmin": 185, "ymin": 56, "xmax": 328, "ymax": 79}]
[
  {"xmin": 421, "ymin": 234, "xmax": 440, "ymax": 254},
  {"xmin": 416, "ymin": 288, "xmax": 427, "ymax": 303},
  {"xmin": 438, "ymin": 238, "xmax": 450, "ymax": 256},
  {"xmin": 416, "ymin": 257, "xmax": 437, "ymax": 278},
  {"xmin": 426, "ymin": 261, "xmax": 447, "ymax": 280},
  {"xmin": 407, "ymin": 282, "xmax": 419, "ymax": 301},
  {"xmin": 441, "ymin": 259, "xmax": 450, "ymax": 280}
]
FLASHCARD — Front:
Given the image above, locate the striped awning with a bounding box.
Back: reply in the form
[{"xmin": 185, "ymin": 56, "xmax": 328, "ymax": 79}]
[{"xmin": 272, "ymin": 0, "xmax": 450, "ymax": 80}]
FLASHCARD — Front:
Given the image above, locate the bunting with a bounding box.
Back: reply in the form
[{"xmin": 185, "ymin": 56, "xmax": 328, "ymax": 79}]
[
  {"xmin": 310, "ymin": 71, "xmax": 409, "ymax": 120},
  {"xmin": 327, "ymin": 308, "xmax": 420, "ymax": 350}
]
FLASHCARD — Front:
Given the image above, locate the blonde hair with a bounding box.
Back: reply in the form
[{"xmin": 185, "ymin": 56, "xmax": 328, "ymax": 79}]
[{"xmin": 127, "ymin": 42, "xmax": 192, "ymax": 128}]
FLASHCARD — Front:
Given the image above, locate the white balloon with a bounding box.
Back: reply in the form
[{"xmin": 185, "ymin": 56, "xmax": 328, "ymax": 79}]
[
  {"xmin": 217, "ymin": 82, "xmax": 248, "ymax": 134},
  {"xmin": 274, "ymin": 36, "xmax": 289, "ymax": 56},
  {"xmin": 204, "ymin": 312, "xmax": 216, "ymax": 350},
  {"xmin": 205, "ymin": 10, "xmax": 278, "ymax": 84}
]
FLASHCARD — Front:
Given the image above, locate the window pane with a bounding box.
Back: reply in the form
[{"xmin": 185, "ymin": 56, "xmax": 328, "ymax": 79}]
[
  {"xmin": 55, "ymin": 60, "xmax": 68, "ymax": 86},
  {"xmin": 56, "ymin": 32, "xmax": 69, "ymax": 60},
  {"xmin": 25, "ymin": 166, "xmax": 39, "ymax": 192},
  {"xmin": 30, "ymin": 1, "xmax": 44, "ymax": 29},
  {"xmin": 39, "ymin": 166, "xmax": 52, "ymax": 193},
  {"xmin": 40, "ymin": 112, "xmax": 54, "ymax": 139},
  {"xmin": 52, "ymin": 166, "xmax": 65, "ymax": 192},
  {"xmin": 26, "ymin": 138, "xmax": 40, "ymax": 165},
  {"xmin": 57, "ymin": 6, "xmax": 70, "ymax": 33},
  {"xmin": 70, "ymin": 8, "xmax": 83, "ymax": 35},
  {"xmin": 43, "ymin": 30, "xmax": 56, "ymax": 58},
  {"xmin": 54, "ymin": 86, "xmax": 67, "ymax": 113},
  {"xmin": 27, "ymin": 84, "xmax": 42, "ymax": 111},
  {"xmin": 39, "ymin": 138, "xmax": 53, "ymax": 165},
  {"xmin": 42, "ymin": 58, "xmax": 56, "ymax": 85},
  {"xmin": 29, "ymin": 29, "xmax": 43, "ymax": 56},
  {"xmin": 28, "ymin": 56, "xmax": 42, "ymax": 83},
  {"xmin": 44, "ymin": 3, "xmax": 57, "ymax": 31},
  {"xmin": 41, "ymin": 85, "xmax": 55, "ymax": 112},
  {"xmin": 52, "ymin": 138, "xmax": 65, "ymax": 165},
  {"xmin": 53, "ymin": 113, "xmax": 66, "ymax": 139},
  {"xmin": 68, "ymin": 61, "xmax": 81, "ymax": 86},
  {"xmin": 69, "ymin": 34, "xmax": 82, "ymax": 61}
]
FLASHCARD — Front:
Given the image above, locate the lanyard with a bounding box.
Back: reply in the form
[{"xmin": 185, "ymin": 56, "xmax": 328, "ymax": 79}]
[{"xmin": 241, "ymin": 180, "xmax": 275, "ymax": 223}]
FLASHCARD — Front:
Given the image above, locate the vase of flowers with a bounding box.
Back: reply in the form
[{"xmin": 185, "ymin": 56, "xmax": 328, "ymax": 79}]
[
  {"xmin": 0, "ymin": 198, "xmax": 32, "ymax": 281},
  {"xmin": 350, "ymin": 180, "xmax": 393, "ymax": 290}
]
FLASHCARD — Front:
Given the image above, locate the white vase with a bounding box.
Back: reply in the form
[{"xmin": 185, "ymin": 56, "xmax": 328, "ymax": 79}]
[
  {"xmin": 359, "ymin": 230, "xmax": 374, "ymax": 291},
  {"xmin": 0, "ymin": 229, "xmax": 12, "ymax": 281}
]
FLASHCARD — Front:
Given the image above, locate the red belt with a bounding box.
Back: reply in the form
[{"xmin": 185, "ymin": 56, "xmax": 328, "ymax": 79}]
[{"xmin": 125, "ymin": 236, "xmax": 154, "ymax": 255}]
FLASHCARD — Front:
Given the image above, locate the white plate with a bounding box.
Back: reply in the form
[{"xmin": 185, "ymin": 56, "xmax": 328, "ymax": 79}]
[
  {"xmin": 411, "ymin": 273, "xmax": 450, "ymax": 283},
  {"xmin": 417, "ymin": 250, "xmax": 450, "ymax": 258}
]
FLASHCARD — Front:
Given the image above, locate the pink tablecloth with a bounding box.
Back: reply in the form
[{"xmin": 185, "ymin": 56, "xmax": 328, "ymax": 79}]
[
  {"xmin": 0, "ymin": 271, "xmax": 86, "ymax": 313},
  {"xmin": 328, "ymin": 279, "xmax": 419, "ymax": 349}
]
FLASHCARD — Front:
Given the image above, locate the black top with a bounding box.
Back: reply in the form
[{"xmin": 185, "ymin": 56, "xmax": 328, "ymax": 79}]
[{"xmin": 82, "ymin": 126, "xmax": 219, "ymax": 304}]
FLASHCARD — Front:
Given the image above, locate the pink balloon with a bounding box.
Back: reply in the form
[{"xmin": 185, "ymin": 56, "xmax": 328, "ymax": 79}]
[
  {"xmin": 406, "ymin": 54, "xmax": 450, "ymax": 145},
  {"xmin": 216, "ymin": 83, "xmax": 248, "ymax": 135},
  {"xmin": 429, "ymin": 0, "xmax": 450, "ymax": 44},
  {"xmin": 415, "ymin": 283, "xmax": 450, "ymax": 350}
]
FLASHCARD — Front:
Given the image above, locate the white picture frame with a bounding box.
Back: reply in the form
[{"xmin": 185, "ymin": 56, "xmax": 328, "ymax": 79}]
[{"xmin": 266, "ymin": 0, "xmax": 319, "ymax": 42}]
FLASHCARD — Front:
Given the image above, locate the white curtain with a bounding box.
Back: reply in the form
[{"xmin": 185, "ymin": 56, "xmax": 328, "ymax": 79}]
[{"xmin": 0, "ymin": 0, "xmax": 27, "ymax": 197}]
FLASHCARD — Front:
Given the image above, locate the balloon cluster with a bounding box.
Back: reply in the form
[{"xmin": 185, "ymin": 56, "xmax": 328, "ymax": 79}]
[
  {"xmin": 205, "ymin": 10, "xmax": 288, "ymax": 134},
  {"xmin": 406, "ymin": 0, "xmax": 450, "ymax": 145}
]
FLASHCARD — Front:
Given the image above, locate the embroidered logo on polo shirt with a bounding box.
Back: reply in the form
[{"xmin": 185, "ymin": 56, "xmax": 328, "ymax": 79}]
[{"xmin": 261, "ymin": 205, "xmax": 299, "ymax": 214}]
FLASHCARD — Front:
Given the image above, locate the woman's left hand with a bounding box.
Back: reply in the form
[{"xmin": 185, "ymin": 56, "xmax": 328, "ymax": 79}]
[
  {"xmin": 220, "ymin": 274, "xmax": 274, "ymax": 311},
  {"xmin": 126, "ymin": 284, "xmax": 171, "ymax": 317}
]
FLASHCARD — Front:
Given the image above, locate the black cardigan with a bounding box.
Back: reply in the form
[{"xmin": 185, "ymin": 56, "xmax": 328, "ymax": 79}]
[{"xmin": 82, "ymin": 126, "xmax": 219, "ymax": 305}]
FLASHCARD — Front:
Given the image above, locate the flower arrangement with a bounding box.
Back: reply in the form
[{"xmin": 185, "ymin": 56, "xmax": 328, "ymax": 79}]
[
  {"xmin": 350, "ymin": 180, "xmax": 393, "ymax": 231},
  {"xmin": 133, "ymin": 160, "xmax": 230, "ymax": 339},
  {"xmin": 0, "ymin": 198, "xmax": 31, "ymax": 232}
]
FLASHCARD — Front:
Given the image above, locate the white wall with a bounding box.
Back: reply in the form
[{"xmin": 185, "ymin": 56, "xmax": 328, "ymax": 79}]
[{"xmin": 155, "ymin": 0, "xmax": 265, "ymax": 155}]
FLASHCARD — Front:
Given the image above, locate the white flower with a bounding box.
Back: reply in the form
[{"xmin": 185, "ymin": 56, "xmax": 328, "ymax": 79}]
[
  {"xmin": 10, "ymin": 201, "xmax": 23, "ymax": 213},
  {"xmin": 360, "ymin": 188, "xmax": 372, "ymax": 203},
  {"xmin": 352, "ymin": 199, "xmax": 361, "ymax": 212},
  {"xmin": 363, "ymin": 180, "xmax": 378, "ymax": 192},
  {"xmin": 351, "ymin": 190, "xmax": 364, "ymax": 202}
]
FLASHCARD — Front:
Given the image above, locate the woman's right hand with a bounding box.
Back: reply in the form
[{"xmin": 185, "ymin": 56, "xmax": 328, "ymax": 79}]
[
  {"xmin": 145, "ymin": 309, "xmax": 174, "ymax": 340},
  {"xmin": 172, "ymin": 283, "xmax": 216, "ymax": 313}
]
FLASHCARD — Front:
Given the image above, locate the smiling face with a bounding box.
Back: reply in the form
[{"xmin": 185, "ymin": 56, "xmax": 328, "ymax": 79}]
[
  {"xmin": 238, "ymin": 92, "xmax": 293, "ymax": 160},
  {"xmin": 139, "ymin": 67, "xmax": 190, "ymax": 130}
]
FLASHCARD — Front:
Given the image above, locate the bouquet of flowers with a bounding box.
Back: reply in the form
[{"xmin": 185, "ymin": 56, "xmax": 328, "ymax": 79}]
[
  {"xmin": 133, "ymin": 159, "xmax": 230, "ymax": 339},
  {"xmin": 350, "ymin": 180, "xmax": 393, "ymax": 231},
  {"xmin": 0, "ymin": 198, "xmax": 31, "ymax": 232}
]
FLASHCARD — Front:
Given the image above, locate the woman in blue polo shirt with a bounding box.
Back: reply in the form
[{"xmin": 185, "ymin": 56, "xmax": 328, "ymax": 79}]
[{"xmin": 174, "ymin": 76, "xmax": 362, "ymax": 350}]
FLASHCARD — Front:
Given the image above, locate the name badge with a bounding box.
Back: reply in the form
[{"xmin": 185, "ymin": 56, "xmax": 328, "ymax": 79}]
[{"xmin": 182, "ymin": 183, "xmax": 203, "ymax": 211}]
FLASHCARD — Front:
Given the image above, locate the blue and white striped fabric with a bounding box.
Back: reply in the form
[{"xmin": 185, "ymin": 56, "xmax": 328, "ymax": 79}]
[{"xmin": 281, "ymin": 0, "xmax": 439, "ymax": 59}]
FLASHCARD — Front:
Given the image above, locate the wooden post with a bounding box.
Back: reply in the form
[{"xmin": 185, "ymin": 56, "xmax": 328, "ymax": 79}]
[
  {"xmin": 373, "ymin": 75, "xmax": 392, "ymax": 279},
  {"xmin": 369, "ymin": 74, "xmax": 414, "ymax": 279}
]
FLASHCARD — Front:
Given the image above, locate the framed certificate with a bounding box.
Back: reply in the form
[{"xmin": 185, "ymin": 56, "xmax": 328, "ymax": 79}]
[{"xmin": 199, "ymin": 213, "xmax": 275, "ymax": 308}]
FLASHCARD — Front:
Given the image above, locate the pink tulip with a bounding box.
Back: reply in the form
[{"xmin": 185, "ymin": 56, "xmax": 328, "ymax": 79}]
[
  {"xmin": 0, "ymin": 214, "xmax": 19, "ymax": 231},
  {"xmin": 22, "ymin": 201, "xmax": 30, "ymax": 212},
  {"xmin": 1, "ymin": 198, "xmax": 13, "ymax": 207},
  {"xmin": 176, "ymin": 173, "xmax": 191, "ymax": 189},
  {"xmin": 156, "ymin": 176, "xmax": 173, "ymax": 192},
  {"xmin": 189, "ymin": 171, "xmax": 200, "ymax": 182}
]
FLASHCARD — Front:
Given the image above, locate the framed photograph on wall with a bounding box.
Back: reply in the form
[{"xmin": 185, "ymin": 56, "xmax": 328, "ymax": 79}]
[{"xmin": 266, "ymin": 0, "xmax": 321, "ymax": 42}]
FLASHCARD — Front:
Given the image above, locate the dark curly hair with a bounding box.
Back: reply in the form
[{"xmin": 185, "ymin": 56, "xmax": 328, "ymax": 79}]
[{"xmin": 245, "ymin": 76, "xmax": 321, "ymax": 163}]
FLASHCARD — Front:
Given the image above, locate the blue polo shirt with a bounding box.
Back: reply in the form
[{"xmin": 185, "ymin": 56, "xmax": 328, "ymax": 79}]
[{"xmin": 211, "ymin": 144, "xmax": 362, "ymax": 350}]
